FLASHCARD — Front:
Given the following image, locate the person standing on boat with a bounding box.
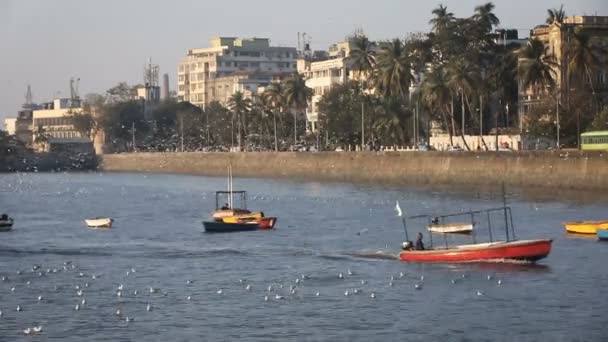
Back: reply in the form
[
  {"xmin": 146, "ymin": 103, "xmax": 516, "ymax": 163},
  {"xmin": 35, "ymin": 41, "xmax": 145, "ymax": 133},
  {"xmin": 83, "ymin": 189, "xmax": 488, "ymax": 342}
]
[{"xmin": 415, "ymin": 232, "xmax": 425, "ymax": 250}]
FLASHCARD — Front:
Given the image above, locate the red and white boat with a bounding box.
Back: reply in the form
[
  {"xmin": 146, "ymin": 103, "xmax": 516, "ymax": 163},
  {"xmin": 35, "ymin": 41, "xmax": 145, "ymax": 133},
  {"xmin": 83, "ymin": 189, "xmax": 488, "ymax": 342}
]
[
  {"xmin": 399, "ymin": 239, "xmax": 553, "ymax": 263},
  {"xmin": 396, "ymin": 192, "xmax": 552, "ymax": 263}
]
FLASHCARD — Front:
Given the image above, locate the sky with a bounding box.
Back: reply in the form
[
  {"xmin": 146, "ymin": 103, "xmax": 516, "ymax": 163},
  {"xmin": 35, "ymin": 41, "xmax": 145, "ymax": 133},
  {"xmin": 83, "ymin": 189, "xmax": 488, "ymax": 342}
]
[{"xmin": 1, "ymin": 0, "xmax": 606, "ymax": 121}]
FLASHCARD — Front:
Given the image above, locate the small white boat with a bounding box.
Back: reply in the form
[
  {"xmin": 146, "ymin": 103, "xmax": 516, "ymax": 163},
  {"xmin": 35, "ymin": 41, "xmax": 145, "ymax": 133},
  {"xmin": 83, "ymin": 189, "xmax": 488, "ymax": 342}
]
[
  {"xmin": 427, "ymin": 223, "xmax": 473, "ymax": 234},
  {"xmin": 85, "ymin": 217, "xmax": 113, "ymax": 228},
  {"xmin": 0, "ymin": 214, "xmax": 13, "ymax": 231}
]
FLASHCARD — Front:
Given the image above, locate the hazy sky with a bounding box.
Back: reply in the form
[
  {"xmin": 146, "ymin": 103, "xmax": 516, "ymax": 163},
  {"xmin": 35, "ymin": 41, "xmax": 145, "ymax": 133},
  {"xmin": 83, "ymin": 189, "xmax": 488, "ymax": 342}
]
[{"xmin": 1, "ymin": 0, "xmax": 606, "ymax": 121}]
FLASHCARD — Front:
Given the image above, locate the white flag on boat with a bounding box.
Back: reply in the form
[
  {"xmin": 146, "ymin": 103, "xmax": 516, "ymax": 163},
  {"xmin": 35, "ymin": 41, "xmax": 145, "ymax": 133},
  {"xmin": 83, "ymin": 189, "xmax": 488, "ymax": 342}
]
[{"xmin": 395, "ymin": 201, "xmax": 403, "ymax": 217}]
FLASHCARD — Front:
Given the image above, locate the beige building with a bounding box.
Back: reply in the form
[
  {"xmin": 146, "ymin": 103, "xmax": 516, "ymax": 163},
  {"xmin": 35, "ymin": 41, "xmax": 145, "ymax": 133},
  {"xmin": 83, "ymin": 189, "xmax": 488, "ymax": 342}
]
[
  {"xmin": 298, "ymin": 40, "xmax": 360, "ymax": 132},
  {"xmin": 3, "ymin": 118, "xmax": 16, "ymax": 135},
  {"xmin": 177, "ymin": 37, "xmax": 297, "ymax": 107},
  {"xmin": 519, "ymin": 16, "xmax": 608, "ymax": 128},
  {"xmin": 32, "ymin": 98, "xmax": 90, "ymax": 151}
]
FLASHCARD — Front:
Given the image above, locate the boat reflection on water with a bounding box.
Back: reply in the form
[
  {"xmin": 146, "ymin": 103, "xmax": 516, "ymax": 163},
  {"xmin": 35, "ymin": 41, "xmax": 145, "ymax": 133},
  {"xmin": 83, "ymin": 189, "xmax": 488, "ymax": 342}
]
[{"xmin": 443, "ymin": 260, "xmax": 552, "ymax": 274}]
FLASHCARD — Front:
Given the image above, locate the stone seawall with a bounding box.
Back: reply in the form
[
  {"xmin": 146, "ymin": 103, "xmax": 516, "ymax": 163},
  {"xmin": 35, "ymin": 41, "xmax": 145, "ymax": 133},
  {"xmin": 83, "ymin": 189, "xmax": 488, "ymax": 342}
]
[{"xmin": 99, "ymin": 151, "xmax": 608, "ymax": 192}]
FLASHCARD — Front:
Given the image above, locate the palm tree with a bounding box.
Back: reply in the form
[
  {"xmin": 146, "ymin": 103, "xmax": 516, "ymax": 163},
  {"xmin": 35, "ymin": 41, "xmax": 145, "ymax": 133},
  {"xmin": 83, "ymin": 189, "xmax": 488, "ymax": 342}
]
[
  {"xmin": 348, "ymin": 34, "xmax": 376, "ymax": 86},
  {"xmin": 283, "ymin": 73, "xmax": 312, "ymax": 144},
  {"xmin": 252, "ymin": 94, "xmax": 274, "ymax": 150},
  {"xmin": 265, "ymin": 82, "xmax": 286, "ymax": 148},
  {"xmin": 227, "ymin": 91, "xmax": 251, "ymax": 151},
  {"xmin": 518, "ymin": 39, "xmax": 558, "ymax": 93},
  {"xmin": 565, "ymin": 28, "xmax": 607, "ymax": 147},
  {"xmin": 373, "ymin": 97, "xmax": 409, "ymax": 149},
  {"xmin": 447, "ymin": 57, "xmax": 479, "ymax": 150},
  {"xmin": 473, "ymin": 2, "xmax": 500, "ymax": 33},
  {"xmin": 420, "ymin": 66, "xmax": 454, "ymax": 146},
  {"xmin": 566, "ymin": 28, "xmax": 605, "ymax": 95},
  {"xmin": 429, "ymin": 4, "xmax": 454, "ymax": 33},
  {"xmin": 375, "ymin": 39, "xmax": 414, "ymax": 99},
  {"xmin": 546, "ymin": 5, "xmax": 566, "ymax": 24}
]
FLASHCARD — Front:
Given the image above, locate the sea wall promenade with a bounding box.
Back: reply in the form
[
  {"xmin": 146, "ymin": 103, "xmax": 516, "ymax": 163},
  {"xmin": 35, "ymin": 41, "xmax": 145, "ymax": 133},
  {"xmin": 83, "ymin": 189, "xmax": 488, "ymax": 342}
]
[{"xmin": 99, "ymin": 151, "xmax": 608, "ymax": 192}]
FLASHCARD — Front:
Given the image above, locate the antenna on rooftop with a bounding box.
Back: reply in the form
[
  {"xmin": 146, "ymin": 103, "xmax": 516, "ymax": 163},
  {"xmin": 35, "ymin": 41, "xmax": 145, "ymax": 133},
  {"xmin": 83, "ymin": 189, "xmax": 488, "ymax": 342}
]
[
  {"xmin": 25, "ymin": 85, "xmax": 32, "ymax": 105},
  {"xmin": 144, "ymin": 57, "xmax": 160, "ymax": 87},
  {"xmin": 70, "ymin": 77, "xmax": 80, "ymax": 100}
]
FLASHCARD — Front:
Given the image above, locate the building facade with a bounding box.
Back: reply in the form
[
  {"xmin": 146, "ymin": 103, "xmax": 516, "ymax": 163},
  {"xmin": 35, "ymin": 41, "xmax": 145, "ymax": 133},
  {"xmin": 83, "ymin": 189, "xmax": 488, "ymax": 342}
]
[
  {"xmin": 518, "ymin": 15, "xmax": 608, "ymax": 128},
  {"xmin": 177, "ymin": 37, "xmax": 297, "ymax": 107},
  {"xmin": 32, "ymin": 98, "xmax": 89, "ymax": 150},
  {"xmin": 297, "ymin": 40, "xmax": 360, "ymax": 132}
]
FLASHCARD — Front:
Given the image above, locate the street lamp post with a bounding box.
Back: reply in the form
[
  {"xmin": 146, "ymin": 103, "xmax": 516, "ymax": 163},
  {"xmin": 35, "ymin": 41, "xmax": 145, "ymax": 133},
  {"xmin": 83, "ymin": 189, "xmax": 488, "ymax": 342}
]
[{"xmin": 556, "ymin": 97, "xmax": 560, "ymax": 150}]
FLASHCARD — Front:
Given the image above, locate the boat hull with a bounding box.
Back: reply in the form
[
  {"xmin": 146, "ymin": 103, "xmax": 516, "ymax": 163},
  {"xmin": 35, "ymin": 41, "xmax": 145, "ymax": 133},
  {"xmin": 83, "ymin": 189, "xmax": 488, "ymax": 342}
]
[
  {"xmin": 564, "ymin": 221, "xmax": 608, "ymax": 234},
  {"xmin": 203, "ymin": 221, "xmax": 259, "ymax": 233},
  {"xmin": 597, "ymin": 229, "xmax": 608, "ymax": 241},
  {"xmin": 0, "ymin": 218, "xmax": 13, "ymax": 231},
  {"xmin": 399, "ymin": 239, "xmax": 553, "ymax": 263},
  {"xmin": 257, "ymin": 217, "xmax": 277, "ymax": 229},
  {"xmin": 221, "ymin": 212, "xmax": 264, "ymax": 223},
  {"xmin": 85, "ymin": 218, "xmax": 113, "ymax": 228}
]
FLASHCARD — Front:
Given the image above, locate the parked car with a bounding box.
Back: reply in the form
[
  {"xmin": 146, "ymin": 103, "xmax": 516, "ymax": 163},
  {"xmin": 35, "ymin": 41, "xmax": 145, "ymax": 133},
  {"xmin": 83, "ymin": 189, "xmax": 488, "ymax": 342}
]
[
  {"xmin": 417, "ymin": 144, "xmax": 436, "ymax": 151},
  {"xmin": 335, "ymin": 147, "xmax": 345, "ymax": 152},
  {"xmin": 445, "ymin": 146, "xmax": 464, "ymax": 152}
]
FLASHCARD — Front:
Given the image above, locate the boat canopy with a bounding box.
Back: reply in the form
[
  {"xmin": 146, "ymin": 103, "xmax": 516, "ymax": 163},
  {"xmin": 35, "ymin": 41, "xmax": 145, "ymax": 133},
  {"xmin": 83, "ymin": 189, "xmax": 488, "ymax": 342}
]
[{"xmin": 214, "ymin": 190, "xmax": 247, "ymax": 210}]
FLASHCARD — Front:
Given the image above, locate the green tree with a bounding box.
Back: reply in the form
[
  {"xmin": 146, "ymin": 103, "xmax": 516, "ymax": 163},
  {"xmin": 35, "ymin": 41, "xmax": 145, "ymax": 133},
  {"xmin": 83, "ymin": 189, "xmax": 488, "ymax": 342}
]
[
  {"xmin": 347, "ymin": 34, "xmax": 376, "ymax": 86},
  {"xmin": 473, "ymin": 2, "xmax": 499, "ymax": 34},
  {"xmin": 429, "ymin": 4, "xmax": 454, "ymax": 33},
  {"xmin": 317, "ymin": 81, "xmax": 366, "ymax": 147},
  {"xmin": 518, "ymin": 39, "xmax": 558, "ymax": 92},
  {"xmin": 374, "ymin": 39, "xmax": 414, "ymax": 99},
  {"xmin": 546, "ymin": 5, "xmax": 566, "ymax": 24},
  {"xmin": 447, "ymin": 57, "xmax": 480, "ymax": 150},
  {"xmin": 264, "ymin": 82, "xmax": 287, "ymax": 150},
  {"xmin": 204, "ymin": 101, "xmax": 231, "ymax": 148},
  {"xmin": 589, "ymin": 108, "xmax": 608, "ymax": 131},
  {"xmin": 373, "ymin": 97, "xmax": 411, "ymax": 149},
  {"xmin": 420, "ymin": 66, "xmax": 454, "ymax": 146},
  {"xmin": 227, "ymin": 91, "xmax": 252, "ymax": 150},
  {"xmin": 67, "ymin": 110, "xmax": 95, "ymax": 139},
  {"xmin": 283, "ymin": 73, "xmax": 312, "ymax": 144}
]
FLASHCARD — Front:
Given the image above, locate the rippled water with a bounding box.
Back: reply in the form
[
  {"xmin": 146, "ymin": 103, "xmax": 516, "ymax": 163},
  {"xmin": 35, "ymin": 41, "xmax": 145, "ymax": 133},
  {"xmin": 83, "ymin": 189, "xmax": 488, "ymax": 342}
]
[{"xmin": 0, "ymin": 172, "xmax": 607, "ymax": 341}]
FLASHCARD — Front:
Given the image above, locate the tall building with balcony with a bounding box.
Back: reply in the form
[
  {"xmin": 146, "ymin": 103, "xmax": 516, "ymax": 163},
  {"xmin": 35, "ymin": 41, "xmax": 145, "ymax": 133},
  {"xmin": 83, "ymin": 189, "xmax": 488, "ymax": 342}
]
[
  {"xmin": 177, "ymin": 37, "xmax": 297, "ymax": 107},
  {"xmin": 518, "ymin": 15, "xmax": 608, "ymax": 128},
  {"xmin": 297, "ymin": 40, "xmax": 363, "ymax": 132}
]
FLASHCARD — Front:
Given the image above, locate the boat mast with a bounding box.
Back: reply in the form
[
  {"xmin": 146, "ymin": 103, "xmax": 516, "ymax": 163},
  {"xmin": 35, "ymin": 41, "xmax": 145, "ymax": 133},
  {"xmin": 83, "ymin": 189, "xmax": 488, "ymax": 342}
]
[
  {"xmin": 502, "ymin": 183, "xmax": 509, "ymax": 242},
  {"xmin": 228, "ymin": 165, "xmax": 233, "ymax": 209}
]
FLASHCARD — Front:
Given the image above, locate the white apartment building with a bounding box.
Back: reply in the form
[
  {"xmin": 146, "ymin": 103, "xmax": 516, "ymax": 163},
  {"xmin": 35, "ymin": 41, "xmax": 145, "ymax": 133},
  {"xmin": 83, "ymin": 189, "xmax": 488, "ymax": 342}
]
[
  {"xmin": 177, "ymin": 37, "xmax": 297, "ymax": 107},
  {"xmin": 298, "ymin": 41, "xmax": 359, "ymax": 132}
]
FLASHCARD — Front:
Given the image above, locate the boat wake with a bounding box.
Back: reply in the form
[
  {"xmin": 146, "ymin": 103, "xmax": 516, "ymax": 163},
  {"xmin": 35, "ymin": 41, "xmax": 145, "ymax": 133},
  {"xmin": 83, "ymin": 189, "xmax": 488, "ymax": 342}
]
[
  {"xmin": 346, "ymin": 250, "xmax": 399, "ymax": 261},
  {"xmin": 0, "ymin": 247, "xmax": 112, "ymax": 257}
]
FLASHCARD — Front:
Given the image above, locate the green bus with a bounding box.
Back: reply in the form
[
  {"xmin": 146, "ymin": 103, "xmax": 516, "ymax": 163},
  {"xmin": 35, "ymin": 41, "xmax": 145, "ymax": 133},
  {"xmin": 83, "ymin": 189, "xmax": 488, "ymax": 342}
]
[{"xmin": 581, "ymin": 131, "xmax": 608, "ymax": 150}]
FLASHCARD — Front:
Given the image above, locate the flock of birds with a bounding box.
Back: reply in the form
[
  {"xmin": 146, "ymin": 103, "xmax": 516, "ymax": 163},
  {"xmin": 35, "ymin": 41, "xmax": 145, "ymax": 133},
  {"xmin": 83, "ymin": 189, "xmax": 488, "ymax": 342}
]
[{"xmin": 0, "ymin": 260, "xmax": 507, "ymax": 337}]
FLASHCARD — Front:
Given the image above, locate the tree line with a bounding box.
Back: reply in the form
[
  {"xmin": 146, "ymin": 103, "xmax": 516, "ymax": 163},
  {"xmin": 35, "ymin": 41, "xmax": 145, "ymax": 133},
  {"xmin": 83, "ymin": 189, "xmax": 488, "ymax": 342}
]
[{"xmin": 74, "ymin": 3, "xmax": 606, "ymax": 152}]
